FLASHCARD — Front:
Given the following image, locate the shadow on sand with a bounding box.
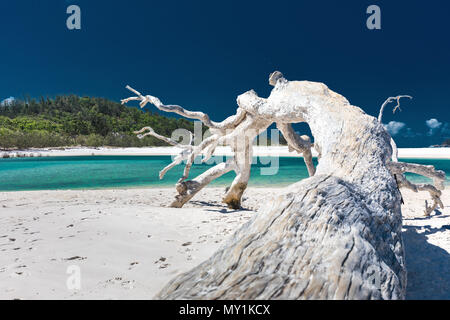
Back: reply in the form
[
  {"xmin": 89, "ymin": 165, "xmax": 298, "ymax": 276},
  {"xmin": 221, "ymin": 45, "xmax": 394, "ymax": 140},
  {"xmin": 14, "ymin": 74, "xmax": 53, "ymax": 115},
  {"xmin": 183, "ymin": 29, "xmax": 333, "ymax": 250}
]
[
  {"xmin": 403, "ymin": 224, "xmax": 450, "ymax": 299},
  {"xmin": 190, "ymin": 200, "xmax": 253, "ymax": 214}
]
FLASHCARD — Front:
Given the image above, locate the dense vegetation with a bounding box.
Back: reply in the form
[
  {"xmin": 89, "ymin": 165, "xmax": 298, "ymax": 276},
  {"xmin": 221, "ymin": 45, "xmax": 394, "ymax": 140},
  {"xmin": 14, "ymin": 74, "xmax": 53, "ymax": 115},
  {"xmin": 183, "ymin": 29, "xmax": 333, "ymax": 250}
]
[{"xmin": 0, "ymin": 96, "xmax": 197, "ymax": 149}]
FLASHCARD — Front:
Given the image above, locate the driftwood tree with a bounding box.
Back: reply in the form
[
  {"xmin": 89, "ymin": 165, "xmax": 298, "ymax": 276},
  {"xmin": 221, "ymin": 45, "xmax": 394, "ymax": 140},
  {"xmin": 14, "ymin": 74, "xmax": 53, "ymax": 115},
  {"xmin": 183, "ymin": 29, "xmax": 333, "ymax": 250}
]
[{"xmin": 122, "ymin": 72, "xmax": 445, "ymax": 299}]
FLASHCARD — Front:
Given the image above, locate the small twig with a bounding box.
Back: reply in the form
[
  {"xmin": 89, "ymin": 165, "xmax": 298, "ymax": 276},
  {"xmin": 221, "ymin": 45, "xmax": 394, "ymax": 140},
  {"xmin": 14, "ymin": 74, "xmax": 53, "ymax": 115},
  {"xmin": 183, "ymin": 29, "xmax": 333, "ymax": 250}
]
[{"xmin": 378, "ymin": 95, "xmax": 412, "ymax": 123}]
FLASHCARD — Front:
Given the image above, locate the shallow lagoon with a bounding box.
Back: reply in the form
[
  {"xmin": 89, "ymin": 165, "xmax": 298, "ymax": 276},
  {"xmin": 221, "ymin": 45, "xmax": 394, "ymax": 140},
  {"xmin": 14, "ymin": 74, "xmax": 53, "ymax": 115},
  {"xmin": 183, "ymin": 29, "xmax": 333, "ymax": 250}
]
[{"xmin": 0, "ymin": 156, "xmax": 448, "ymax": 191}]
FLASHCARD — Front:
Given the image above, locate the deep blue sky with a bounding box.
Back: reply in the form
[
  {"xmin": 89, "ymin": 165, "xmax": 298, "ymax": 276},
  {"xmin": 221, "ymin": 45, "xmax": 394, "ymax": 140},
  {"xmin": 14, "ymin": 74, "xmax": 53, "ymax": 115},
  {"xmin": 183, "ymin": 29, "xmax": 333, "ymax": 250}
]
[{"xmin": 1, "ymin": 0, "xmax": 449, "ymax": 147}]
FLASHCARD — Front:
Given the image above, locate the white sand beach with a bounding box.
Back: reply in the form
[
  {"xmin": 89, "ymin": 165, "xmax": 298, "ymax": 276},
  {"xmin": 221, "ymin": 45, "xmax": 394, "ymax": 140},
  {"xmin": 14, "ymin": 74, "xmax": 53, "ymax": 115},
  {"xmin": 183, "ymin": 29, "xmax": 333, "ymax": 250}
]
[
  {"xmin": 0, "ymin": 187, "xmax": 449, "ymax": 300},
  {"xmin": 2, "ymin": 146, "xmax": 450, "ymax": 159}
]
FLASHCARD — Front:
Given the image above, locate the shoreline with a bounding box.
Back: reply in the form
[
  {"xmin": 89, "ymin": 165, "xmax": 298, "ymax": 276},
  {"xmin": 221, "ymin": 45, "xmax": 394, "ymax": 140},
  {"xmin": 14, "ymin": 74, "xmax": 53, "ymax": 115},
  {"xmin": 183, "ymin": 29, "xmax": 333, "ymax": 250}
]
[
  {"xmin": 2, "ymin": 146, "xmax": 450, "ymax": 159},
  {"xmin": 0, "ymin": 184, "xmax": 282, "ymax": 193}
]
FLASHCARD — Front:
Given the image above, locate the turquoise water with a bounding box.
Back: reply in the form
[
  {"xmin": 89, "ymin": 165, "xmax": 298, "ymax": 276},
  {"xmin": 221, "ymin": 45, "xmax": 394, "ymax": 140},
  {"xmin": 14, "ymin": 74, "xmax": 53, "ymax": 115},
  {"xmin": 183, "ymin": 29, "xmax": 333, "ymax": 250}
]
[{"xmin": 0, "ymin": 156, "xmax": 448, "ymax": 191}]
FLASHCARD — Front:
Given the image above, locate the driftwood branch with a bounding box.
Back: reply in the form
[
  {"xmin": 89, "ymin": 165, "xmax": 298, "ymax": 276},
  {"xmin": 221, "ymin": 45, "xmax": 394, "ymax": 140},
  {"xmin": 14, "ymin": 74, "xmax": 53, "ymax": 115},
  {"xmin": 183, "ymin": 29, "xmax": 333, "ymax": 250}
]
[
  {"xmin": 277, "ymin": 122, "xmax": 315, "ymax": 176},
  {"xmin": 133, "ymin": 126, "xmax": 194, "ymax": 179},
  {"xmin": 122, "ymin": 85, "xmax": 245, "ymax": 130},
  {"xmin": 122, "ymin": 86, "xmax": 263, "ymax": 208},
  {"xmin": 378, "ymin": 95, "xmax": 445, "ymax": 216},
  {"xmin": 387, "ymin": 161, "xmax": 445, "ymax": 215},
  {"xmin": 134, "ymin": 126, "xmax": 191, "ymax": 147},
  {"xmin": 378, "ymin": 95, "xmax": 412, "ymax": 123},
  {"xmin": 122, "ymin": 84, "xmax": 306, "ymax": 209}
]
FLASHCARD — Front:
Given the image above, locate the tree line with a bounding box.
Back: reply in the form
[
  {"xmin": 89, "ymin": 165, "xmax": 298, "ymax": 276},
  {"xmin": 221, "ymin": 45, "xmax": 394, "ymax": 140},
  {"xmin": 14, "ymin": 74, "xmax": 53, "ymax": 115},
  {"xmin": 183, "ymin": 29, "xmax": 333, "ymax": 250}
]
[{"xmin": 0, "ymin": 95, "xmax": 196, "ymax": 149}]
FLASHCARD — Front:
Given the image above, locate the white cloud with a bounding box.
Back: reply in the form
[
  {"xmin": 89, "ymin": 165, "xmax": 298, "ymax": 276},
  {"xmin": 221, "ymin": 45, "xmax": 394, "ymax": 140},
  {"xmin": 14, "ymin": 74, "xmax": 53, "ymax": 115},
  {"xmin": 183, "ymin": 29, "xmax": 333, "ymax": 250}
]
[
  {"xmin": 1, "ymin": 96, "xmax": 15, "ymax": 106},
  {"xmin": 384, "ymin": 121, "xmax": 406, "ymax": 136},
  {"xmin": 426, "ymin": 118, "xmax": 443, "ymax": 136},
  {"xmin": 426, "ymin": 118, "xmax": 442, "ymax": 129},
  {"xmin": 383, "ymin": 118, "xmax": 449, "ymax": 143}
]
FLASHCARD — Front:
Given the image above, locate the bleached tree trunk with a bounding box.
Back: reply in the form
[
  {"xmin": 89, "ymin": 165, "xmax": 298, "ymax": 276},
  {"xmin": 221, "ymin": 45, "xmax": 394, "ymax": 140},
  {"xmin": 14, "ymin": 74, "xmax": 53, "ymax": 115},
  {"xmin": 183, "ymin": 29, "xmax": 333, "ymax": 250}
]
[
  {"xmin": 155, "ymin": 76, "xmax": 408, "ymax": 300},
  {"xmin": 122, "ymin": 72, "xmax": 444, "ymax": 299}
]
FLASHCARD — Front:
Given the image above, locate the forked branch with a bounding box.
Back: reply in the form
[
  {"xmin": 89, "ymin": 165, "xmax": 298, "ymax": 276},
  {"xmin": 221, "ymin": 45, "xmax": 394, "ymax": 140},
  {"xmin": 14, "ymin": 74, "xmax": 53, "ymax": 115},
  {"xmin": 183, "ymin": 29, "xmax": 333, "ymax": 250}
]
[
  {"xmin": 134, "ymin": 126, "xmax": 195, "ymax": 179},
  {"xmin": 134, "ymin": 126, "xmax": 193, "ymax": 147},
  {"xmin": 378, "ymin": 95, "xmax": 412, "ymax": 123},
  {"xmin": 122, "ymin": 85, "xmax": 245, "ymax": 130}
]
